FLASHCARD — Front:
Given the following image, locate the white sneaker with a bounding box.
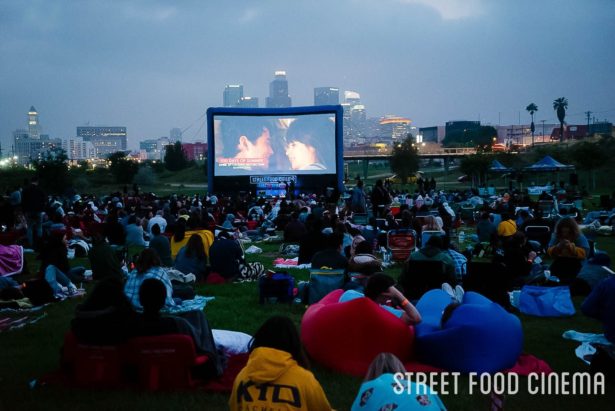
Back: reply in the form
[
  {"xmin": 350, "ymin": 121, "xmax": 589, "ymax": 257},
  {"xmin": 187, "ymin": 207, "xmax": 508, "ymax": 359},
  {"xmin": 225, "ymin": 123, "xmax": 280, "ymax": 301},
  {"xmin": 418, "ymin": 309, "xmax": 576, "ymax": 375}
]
[
  {"xmin": 454, "ymin": 285, "xmax": 465, "ymax": 303},
  {"xmin": 442, "ymin": 283, "xmax": 455, "ymax": 299}
]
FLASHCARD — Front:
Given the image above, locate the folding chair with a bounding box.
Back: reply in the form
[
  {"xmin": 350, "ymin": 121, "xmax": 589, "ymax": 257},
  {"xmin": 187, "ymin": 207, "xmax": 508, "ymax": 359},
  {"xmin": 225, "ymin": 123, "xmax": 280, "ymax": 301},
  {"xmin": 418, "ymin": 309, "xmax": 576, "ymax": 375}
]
[
  {"xmin": 538, "ymin": 200, "xmax": 554, "ymax": 218},
  {"xmin": 524, "ymin": 225, "xmax": 551, "ymax": 253},
  {"xmin": 129, "ymin": 334, "xmax": 210, "ymax": 391},
  {"xmin": 352, "ymin": 213, "xmax": 369, "ymax": 225},
  {"xmin": 386, "ymin": 229, "xmax": 417, "ymax": 262},
  {"xmin": 308, "ymin": 268, "xmax": 346, "ymax": 305},
  {"xmin": 62, "ymin": 331, "xmax": 124, "ymax": 388}
]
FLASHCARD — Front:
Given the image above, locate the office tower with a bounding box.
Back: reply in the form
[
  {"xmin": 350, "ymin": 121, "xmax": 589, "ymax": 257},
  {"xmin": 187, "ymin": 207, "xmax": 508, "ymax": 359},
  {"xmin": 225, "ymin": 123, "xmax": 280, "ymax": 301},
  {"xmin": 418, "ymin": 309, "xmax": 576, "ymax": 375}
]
[
  {"xmin": 379, "ymin": 116, "xmax": 412, "ymax": 141},
  {"xmin": 314, "ymin": 87, "xmax": 340, "ymax": 106},
  {"xmin": 223, "ymin": 85, "xmax": 244, "ymax": 107},
  {"xmin": 62, "ymin": 137, "xmax": 94, "ymax": 161},
  {"xmin": 77, "ymin": 126, "xmax": 127, "ymax": 158},
  {"xmin": 266, "ymin": 70, "xmax": 291, "ymax": 108},
  {"xmin": 170, "ymin": 127, "xmax": 182, "ymax": 142},
  {"xmin": 28, "ymin": 106, "xmax": 40, "ymax": 139},
  {"xmin": 237, "ymin": 96, "xmax": 259, "ymax": 108}
]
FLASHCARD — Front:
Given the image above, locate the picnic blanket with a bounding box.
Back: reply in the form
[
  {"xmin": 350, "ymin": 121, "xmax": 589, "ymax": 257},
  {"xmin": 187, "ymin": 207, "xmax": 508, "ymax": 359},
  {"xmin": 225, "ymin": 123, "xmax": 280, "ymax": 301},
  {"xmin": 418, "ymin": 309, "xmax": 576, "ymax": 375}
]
[
  {"xmin": 162, "ymin": 295, "xmax": 214, "ymax": 315},
  {"xmin": 0, "ymin": 312, "xmax": 47, "ymax": 333},
  {"xmin": 273, "ymin": 257, "xmax": 311, "ymax": 269},
  {"xmin": 0, "ymin": 244, "xmax": 24, "ymax": 277}
]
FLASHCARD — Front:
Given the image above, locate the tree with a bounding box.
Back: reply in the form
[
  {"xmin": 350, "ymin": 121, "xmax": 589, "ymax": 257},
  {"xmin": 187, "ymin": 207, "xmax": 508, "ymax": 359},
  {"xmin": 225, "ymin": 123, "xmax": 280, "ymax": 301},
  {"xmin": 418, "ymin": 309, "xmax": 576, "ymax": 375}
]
[
  {"xmin": 526, "ymin": 103, "xmax": 538, "ymax": 146},
  {"xmin": 389, "ymin": 138, "xmax": 420, "ymax": 184},
  {"xmin": 460, "ymin": 153, "xmax": 492, "ymax": 187},
  {"xmin": 553, "ymin": 97, "xmax": 568, "ymax": 142},
  {"xmin": 108, "ymin": 151, "xmax": 139, "ymax": 184},
  {"xmin": 32, "ymin": 148, "xmax": 71, "ymax": 194},
  {"xmin": 569, "ymin": 140, "xmax": 607, "ymax": 190},
  {"xmin": 164, "ymin": 141, "xmax": 189, "ymax": 171}
]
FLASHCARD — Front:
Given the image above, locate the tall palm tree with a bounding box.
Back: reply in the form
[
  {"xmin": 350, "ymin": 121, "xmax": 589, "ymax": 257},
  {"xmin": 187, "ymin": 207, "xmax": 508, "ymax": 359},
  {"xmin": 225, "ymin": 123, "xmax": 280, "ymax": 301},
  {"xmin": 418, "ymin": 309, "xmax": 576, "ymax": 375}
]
[
  {"xmin": 553, "ymin": 97, "xmax": 568, "ymax": 142},
  {"xmin": 526, "ymin": 103, "xmax": 538, "ymax": 146}
]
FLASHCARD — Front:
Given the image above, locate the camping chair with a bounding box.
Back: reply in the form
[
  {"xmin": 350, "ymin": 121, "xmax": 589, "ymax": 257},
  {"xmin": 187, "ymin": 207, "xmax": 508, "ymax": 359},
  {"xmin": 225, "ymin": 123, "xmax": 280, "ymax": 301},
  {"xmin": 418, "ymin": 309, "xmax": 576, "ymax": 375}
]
[
  {"xmin": 62, "ymin": 331, "xmax": 124, "ymax": 388},
  {"xmin": 538, "ymin": 200, "xmax": 554, "ymax": 218},
  {"xmin": 307, "ymin": 268, "xmax": 346, "ymax": 305},
  {"xmin": 524, "ymin": 226, "xmax": 551, "ymax": 253},
  {"xmin": 129, "ymin": 334, "xmax": 210, "ymax": 391},
  {"xmin": 398, "ymin": 260, "xmax": 452, "ymax": 300},
  {"xmin": 463, "ymin": 262, "xmax": 511, "ymax": 309},
  {"xmin": 352, "ymin": 213, "xmax": 369, "ymax": 225},
  {"xmin": 387, "ymin": 229, "xmax": 417, "ymax": 262}
]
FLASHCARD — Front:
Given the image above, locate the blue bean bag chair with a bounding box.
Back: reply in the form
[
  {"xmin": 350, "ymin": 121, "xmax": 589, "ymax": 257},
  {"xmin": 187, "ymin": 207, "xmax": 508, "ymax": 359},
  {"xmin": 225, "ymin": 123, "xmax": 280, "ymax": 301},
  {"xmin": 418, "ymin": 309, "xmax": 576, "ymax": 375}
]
[{"xmin": 414, "ymin": 289, "xmax": 523, "ymax": 374}]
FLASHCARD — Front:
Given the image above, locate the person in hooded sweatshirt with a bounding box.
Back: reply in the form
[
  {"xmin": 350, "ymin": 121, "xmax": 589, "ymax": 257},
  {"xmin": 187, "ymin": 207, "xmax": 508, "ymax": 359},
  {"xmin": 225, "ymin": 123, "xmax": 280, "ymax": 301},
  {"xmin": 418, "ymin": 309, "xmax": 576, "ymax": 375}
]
[
  {"xmin": 229, "ymin": 315, "xmax": 332, "ymax": 411},
  {"xmin": 408, "ymin": 235, "xmax": 456, "ymax": 285}
]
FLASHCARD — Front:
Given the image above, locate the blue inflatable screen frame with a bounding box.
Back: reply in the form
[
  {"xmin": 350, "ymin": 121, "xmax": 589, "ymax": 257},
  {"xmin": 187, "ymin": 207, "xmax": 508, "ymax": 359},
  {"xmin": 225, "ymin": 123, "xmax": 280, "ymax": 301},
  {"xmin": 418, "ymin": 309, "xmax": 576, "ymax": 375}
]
[{"xmin": 206, "ymin": 105, "xmax": 344, "ymax": 196}]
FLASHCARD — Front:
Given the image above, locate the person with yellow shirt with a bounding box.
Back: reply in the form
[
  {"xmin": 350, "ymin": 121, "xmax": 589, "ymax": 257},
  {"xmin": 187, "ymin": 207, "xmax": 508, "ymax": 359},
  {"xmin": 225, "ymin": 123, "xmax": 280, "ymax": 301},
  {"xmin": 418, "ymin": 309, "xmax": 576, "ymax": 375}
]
[{"xmin": 229, "ymin": 316, "xmax": 332, "ymax": 411}]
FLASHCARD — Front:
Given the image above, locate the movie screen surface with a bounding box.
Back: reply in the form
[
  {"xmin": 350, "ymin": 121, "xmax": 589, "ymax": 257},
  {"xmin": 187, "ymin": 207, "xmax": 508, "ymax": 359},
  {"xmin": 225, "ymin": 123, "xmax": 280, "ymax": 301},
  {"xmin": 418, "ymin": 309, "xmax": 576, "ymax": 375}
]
[{"xmin": 213, "ymin": 113, "xmax": 336, "ymax": 176}]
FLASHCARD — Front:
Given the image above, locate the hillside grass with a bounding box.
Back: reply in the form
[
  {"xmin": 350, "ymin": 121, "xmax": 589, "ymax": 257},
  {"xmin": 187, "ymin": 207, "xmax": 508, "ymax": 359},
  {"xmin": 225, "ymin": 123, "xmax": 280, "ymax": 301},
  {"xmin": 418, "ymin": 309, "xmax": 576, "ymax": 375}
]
[{"xmin": 1, "ymin": 235, "xmax": 614, "ymax": 410}]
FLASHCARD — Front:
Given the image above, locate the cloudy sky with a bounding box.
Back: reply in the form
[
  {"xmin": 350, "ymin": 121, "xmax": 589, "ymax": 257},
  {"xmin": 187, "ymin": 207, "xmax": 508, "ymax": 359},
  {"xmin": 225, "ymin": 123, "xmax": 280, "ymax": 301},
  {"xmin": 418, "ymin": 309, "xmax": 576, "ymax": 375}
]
[{"xmin": 1, "ymin": 0, "xmax": 614, "ymax": 150}]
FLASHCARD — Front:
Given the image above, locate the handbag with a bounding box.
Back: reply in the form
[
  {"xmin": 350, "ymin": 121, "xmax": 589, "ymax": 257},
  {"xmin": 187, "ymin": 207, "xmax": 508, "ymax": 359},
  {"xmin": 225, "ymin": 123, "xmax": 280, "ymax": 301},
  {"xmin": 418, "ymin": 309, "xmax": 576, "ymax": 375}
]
[
  {"xmin": 518, "ymin": 285, "xmax": 576, "ymax": 317},
  {"xmin": 259, "ymin": 271, "xmax": 295, "ymax": 304},
  {"xmin": 308, "ymin": 268, "xmax": 345, "ymax": 304}
]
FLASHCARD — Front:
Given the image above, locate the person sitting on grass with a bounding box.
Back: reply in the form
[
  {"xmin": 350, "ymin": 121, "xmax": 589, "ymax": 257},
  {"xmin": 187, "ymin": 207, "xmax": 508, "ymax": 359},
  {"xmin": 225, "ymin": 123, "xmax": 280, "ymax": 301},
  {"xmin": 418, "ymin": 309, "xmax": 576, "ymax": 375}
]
[
  {"xmin": 351, "ymin": 352, "xmax": 447, "ymax": 411},
  {"xmin": 229, "ymin": 315, "xmax": 332, "ymax": 411},
  {"xmin": 173, "ymin": 233, "xmax": 208, "ymax": 281},
  {"xmin": 310, "ymin": 232, "xmax": 348, "ymax": 270},
  {"xmin": 71, "ymin": 277, "xmax": 136, "ymax": 345},
  {"xmin": 124, "ymin": 248, "xmax": 176, "ymax": 310},
  {"xmin": 339, "ymin": 273, "xmax": 422, "ymax": 326},
  {"xmin": 548, "ymin": 217, "xmax": 590, "ymax": 281},
  {"xmin": 148, "ymin": 223, "xmax": 173, "ymax": 267},
  {"xmin": 408, "ymin": 235, "xmax": 456, "ymax": 284}
]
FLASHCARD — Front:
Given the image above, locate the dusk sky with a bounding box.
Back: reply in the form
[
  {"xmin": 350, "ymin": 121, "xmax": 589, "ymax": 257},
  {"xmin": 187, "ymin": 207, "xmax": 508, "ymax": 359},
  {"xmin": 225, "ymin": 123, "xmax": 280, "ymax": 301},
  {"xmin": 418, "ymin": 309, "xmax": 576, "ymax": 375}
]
[{"xmin": 1, "ymin": 0, "xmax": 614, "ymax": 150}]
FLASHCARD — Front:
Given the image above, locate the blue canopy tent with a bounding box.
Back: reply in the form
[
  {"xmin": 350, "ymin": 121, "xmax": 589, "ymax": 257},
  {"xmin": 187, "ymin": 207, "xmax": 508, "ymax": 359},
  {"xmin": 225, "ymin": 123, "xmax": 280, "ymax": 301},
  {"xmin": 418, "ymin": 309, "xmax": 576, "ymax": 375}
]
[
  {"xmin": 523, "ymin": 155, "xmax": 574, "ymax": 185},
  {"xmin": 486, "ymin": 160, "xmax": 513, "ymax": 193},
  {"xmin": 489, "ymin": 160, "xmax": 513, "ymax": 173}
]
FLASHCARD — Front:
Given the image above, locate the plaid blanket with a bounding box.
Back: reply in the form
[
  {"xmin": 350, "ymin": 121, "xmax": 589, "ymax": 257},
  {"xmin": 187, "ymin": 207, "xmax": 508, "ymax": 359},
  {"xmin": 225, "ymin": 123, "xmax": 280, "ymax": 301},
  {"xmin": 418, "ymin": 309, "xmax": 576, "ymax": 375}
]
[
  {"xmin": 0, "ymin": 312, "xmax": 47, "ymax": 333},
  {"xmin": 162, "ymin": 295, "xmax": 214, "ymax": 314}
]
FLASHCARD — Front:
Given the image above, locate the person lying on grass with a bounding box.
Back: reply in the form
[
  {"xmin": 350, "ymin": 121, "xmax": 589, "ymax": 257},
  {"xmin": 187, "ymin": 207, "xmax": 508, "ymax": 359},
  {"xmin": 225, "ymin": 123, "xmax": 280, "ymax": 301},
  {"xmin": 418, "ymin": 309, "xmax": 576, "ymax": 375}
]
[{"xmin": 339, "ymin": 273, "xmax": 422, "ymax": 326}]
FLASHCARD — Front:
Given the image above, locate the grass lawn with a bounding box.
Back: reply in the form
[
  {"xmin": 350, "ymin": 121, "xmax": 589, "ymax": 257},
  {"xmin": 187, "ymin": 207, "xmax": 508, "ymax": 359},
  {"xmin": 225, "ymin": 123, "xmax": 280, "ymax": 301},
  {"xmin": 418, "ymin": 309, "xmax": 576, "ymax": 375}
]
[{"xmin": 1, "ymin": 237, "xmax": 614, "ymax": 410}]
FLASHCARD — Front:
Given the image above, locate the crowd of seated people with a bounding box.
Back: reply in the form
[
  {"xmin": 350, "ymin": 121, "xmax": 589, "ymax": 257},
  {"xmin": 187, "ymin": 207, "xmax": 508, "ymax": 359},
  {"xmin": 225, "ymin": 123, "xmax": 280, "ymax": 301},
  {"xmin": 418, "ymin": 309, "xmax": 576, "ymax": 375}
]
[{"xmin": 2, "ymin": 176, "xmax": 615, "ymax": 404}]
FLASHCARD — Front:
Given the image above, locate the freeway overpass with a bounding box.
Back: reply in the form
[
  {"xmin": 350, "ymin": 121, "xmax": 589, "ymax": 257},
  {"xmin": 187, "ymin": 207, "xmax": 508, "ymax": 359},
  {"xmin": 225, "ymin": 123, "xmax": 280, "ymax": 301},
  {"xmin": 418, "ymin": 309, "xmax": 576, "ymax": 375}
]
[
  {"xmin": 343, "ymin": 146, "xmax": 479, "ymax": 179},
  {"xmin": 343, "ymin": 146, "xmax": 478, "ymax": 160}
]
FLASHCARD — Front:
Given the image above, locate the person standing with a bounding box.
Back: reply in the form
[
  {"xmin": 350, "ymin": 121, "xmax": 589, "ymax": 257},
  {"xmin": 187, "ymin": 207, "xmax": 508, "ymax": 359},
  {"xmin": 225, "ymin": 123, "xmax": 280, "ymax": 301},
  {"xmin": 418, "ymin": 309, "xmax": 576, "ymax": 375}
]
[
  {"xmin": 370, "ymin": 179, "xmax": 391, "ymax": 218},
  {"xmin": 351, "ymin": 180, "xmax": 367, "ymax": 214},
  {"xmin": 21, "ymin": 177, "xmax": 46, "ymax": 249}
]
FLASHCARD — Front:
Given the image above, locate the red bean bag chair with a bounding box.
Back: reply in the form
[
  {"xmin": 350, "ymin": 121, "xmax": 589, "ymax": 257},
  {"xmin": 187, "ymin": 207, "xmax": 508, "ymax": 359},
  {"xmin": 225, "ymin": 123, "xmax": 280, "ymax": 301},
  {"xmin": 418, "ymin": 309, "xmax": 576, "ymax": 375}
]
[{"xmin": 301, "ymin": 289, "xmax": 415, "ymax": 376}]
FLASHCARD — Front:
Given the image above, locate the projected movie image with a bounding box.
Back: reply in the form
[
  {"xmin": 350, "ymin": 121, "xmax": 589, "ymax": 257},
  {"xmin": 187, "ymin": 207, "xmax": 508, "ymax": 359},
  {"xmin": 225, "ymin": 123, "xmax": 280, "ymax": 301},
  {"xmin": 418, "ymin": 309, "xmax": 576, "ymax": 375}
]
[{"xmin": 213, "ymin": 113, "xmax": 336, "ymax": 176}]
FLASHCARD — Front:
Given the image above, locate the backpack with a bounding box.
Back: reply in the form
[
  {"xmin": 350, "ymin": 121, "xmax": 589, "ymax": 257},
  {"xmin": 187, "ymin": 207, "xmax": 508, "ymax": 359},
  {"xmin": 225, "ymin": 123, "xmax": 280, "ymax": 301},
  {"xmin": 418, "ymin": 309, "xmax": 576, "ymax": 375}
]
[{"xmin": 259, "ymin": 272, "xmax": 295, "ymax": 304}]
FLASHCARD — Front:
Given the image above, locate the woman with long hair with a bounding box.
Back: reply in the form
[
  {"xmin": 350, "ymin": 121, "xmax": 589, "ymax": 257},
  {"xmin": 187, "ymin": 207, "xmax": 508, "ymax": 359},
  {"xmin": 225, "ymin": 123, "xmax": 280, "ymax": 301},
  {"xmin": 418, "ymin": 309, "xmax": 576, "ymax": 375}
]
[
  {"xmin": 548, "ymin": 217, "xmax": 590, "ymax": 280},
  {"xmin": 229, "ymin": 316, "xmax": 332, "ymax": 411},
  {"xmin": 351, "ymin": 353, "xmax": 446, "ymax": 410},
  {"xmin": 173, "ymin": 234, "xmax": 207, "ymax": 281}
]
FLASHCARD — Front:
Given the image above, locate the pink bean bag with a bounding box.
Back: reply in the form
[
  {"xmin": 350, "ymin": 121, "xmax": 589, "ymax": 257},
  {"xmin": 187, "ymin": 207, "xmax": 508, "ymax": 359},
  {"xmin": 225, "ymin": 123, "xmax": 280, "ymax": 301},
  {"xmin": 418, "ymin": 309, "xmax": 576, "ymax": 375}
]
[{"xmin": 301, "ymin": 289, "xmax": 415, "ymax": 376}]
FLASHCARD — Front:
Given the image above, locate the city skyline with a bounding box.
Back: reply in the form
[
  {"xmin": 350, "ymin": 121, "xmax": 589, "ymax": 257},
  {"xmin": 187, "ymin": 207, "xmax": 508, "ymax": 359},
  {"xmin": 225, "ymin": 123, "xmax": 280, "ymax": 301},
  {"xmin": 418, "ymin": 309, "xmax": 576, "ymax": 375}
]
[{"xmin": 1, "ymin": 0, "xmax": 614, "ymax": 151}]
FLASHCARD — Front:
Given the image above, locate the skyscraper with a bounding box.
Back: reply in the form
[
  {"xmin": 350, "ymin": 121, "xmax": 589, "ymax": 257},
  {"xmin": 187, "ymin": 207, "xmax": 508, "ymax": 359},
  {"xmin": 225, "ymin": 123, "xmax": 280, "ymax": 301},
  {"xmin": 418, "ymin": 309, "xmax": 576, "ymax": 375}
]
[
  {"xmin": 223, "ymin": 85, "xmax": 244, "ymax": 107},
  {"xmin": 170, "ymin": 127, "xmax": 182, "ymax": 142},
  {"xmin": 266, "ymin": 70, "xmax": 291, "ymax": 108},
  {"xmin": 28, "ymin": 106, "xmax": 40, "ymax": 139},
  {"xmin": 314, "ymin": 87, "xmax": 339, "ymax": 106},
  {"xmin": 77, "ymin": 126, "xmax": 127, "ymax": 158}
]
